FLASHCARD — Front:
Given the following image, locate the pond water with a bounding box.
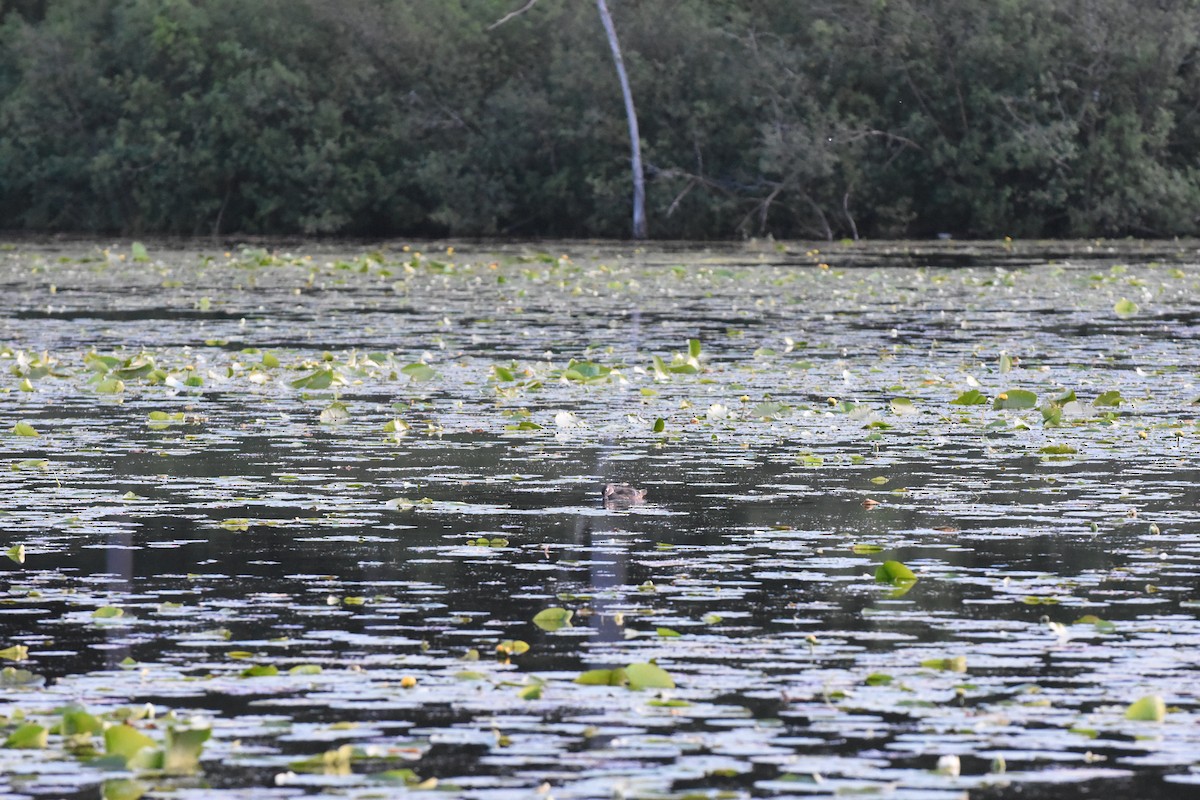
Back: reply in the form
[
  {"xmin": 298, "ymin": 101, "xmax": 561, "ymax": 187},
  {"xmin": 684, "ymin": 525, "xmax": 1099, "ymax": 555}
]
[{"xmin": 1, "ymin": 238, "xmax": 1199, "ymax": 798}]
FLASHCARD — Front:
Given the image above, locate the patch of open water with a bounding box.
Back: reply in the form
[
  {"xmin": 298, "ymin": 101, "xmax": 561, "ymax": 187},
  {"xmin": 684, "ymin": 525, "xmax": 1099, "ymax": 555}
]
[{"xmin": 0, "ymin": 239, "xmax": 1199, "ymax": 798}]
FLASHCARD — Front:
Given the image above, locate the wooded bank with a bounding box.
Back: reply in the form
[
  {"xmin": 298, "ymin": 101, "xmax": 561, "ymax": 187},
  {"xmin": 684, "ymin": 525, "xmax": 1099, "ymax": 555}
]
[{"xmin": 1, "ymin": 0, "xmax": 1198, "ymax": 240}]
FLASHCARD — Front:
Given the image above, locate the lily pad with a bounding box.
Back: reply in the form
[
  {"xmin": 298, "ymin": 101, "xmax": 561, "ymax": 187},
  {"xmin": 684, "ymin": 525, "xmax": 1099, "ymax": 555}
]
[{"xmin": 532, "ymin": 607, "xmax": 573, "ymax": 631}]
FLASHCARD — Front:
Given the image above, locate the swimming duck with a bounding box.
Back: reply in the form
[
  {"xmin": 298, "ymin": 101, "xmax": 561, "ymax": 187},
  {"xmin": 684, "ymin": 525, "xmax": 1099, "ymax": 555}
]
[{"xmin": 603, "ymin": 483, "xmax": 647, "ymax": 509}]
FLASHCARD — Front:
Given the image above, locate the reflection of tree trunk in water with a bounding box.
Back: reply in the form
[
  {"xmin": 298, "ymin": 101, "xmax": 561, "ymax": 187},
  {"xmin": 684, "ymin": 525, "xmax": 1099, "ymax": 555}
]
[
  {"xmin": 595, "ymin": 0, "xmax": 646, "ymax": 240},
  {"xmin": 576, "ymin": 307, "xmax": 640, "ymax": 649},
  {"xmin": 105, "ymin": 533, "xmax": 134, "ymax": 668}
]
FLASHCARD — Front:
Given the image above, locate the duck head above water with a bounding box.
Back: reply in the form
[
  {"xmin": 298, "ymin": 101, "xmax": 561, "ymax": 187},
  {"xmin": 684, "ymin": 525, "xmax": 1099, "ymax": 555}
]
[{"xmin": 603, "ymin": 483, "xmax": 647, "ymax": 509}]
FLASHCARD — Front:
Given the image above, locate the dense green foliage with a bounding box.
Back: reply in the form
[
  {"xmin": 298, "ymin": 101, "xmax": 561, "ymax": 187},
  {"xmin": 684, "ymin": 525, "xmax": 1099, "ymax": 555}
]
[{"xmin": 2, "ymin": 0, "xmax": 1199, "ymax": 239}]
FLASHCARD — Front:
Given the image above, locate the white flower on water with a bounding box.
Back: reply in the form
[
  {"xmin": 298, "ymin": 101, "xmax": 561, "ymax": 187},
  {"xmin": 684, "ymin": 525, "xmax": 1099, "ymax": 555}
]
[
  {"xmin": 555, "ymin": 411, "xmax": 582, "ymax": 428},
  {"xmin": 936, "ymin": 754, "xmax": 961, "ymax": 777},
  {"xmin": 707, "ymin": 403, "xmax": 729, "ymax": 420}
]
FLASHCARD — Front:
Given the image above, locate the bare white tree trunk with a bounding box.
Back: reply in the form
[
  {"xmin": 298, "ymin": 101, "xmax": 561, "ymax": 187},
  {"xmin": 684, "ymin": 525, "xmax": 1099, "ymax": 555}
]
[{"xmin": 595, "ymin": 0, "xmax": 646, "ymax": 239}]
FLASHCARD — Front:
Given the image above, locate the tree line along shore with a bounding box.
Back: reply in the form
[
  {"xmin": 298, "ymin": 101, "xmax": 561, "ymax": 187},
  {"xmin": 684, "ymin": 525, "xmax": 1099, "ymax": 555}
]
[{"xmin": 1, "ymin": 0, "xmax": 1198, "ymax": 240}]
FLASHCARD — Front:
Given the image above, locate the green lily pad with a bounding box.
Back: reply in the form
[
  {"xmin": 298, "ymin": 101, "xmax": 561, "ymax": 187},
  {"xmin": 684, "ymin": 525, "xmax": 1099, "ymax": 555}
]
[
  {"xmin": 3, "ymin": 723, "xmax": 47, "ymax": 749},
  {"xmin": 105, "ymin": 725, "xmax": 157, "ymax": 764},
  {"xmin": 625, "ymin": 662, "xmax": 676, "ymax": 690},
  {"xmin": 875, "ymin": 560, "xmax": 917, "ymax": 586},
  {"xmin": 11, "ymin": 421, "xmax": 38, "ymax": 437},
  {"xmin": 163, "ymin": 726, "xmax": 211, "ymax": 774},
  {"xmin": 532, "ymin": 607, "xmax": 573, "ymax": 631},
  {"xmin": 1114, "ymin": 298, "xmax": 1139, "ymax": 317},
  {"xmin": 1125, "ymin": 694, "xmax": 1166, "ymax": 722},
  {"xmin": 993, "ymin": 389, "xmax": 1038, "ymax": 409}
]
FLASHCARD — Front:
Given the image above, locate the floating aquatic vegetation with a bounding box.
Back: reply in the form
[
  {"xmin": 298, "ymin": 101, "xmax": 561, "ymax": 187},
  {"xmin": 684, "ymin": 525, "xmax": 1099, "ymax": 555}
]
[{"xmin": 0, "ymin": 240, "xmax": 1199, "ymax": 798}]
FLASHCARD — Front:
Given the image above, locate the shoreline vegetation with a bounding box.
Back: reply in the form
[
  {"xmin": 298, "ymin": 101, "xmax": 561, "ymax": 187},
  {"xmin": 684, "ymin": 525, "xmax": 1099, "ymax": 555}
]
[{"xmin": 2, "ymin": 0, "xmax": 1199, "ymax": 241}]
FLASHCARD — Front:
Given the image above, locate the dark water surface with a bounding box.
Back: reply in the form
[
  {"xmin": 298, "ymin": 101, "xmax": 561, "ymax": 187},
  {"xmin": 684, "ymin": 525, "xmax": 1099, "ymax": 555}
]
[{"xmin": 1, "ymin": 239, "xmax": 1199, "ymax": 798}]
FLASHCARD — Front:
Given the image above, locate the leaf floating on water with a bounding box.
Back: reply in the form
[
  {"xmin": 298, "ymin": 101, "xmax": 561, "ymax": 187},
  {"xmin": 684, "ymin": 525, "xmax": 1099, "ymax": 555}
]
[
  {"xmin": 562, "ymin": 360, "xmax": 612, "ymax": 382},
  {"xmin": 240, "ymin": 664, "xmax": 279, "ymax": 678},
  {"xmin": 751, "ymin": 401, "xmax": 786, "ymax": 420},
  {"xmin": 288, "ymin": 664, "xmax": 323, "ymax": 675},
  {"xmin": 291, "ymin": 367, "xmax": 338, "ymax": 389},
  {"xmin": 518, "ymin": 683, "xmax": 542, "ymax": 700},
  {"xmin": 318, "ymin": 401, "xmax": 350, "ymax": 424},
  {"xmin": 1041, "ymin": 403, "xmax": 1064, "ymax": 427},
  {"xmin": 532, "ymin": 607, "xmax": 573, "ymax": 631},
  {"xmin": 4, "ymin": 544, "xmax": 24, "ymax": 564},
  {"xmin": 218, "ymin": 518, "xmax": 250, "ymax": 532},
  {"xmin": 95, "ymin": 378, "xmax": 126, "ymax": 394},
  {"xmin": 0, "ymin": 666, "xmax": 43, "ymax": 687},
  {"xmin": 401, "ymin": 362, "xmax": 437, "ymax": 382},
  {"xmin": 575, "ymin": 662, "xmax": 674, "ymax": 690},
  {"xmin": 0, "ymin": 644, "xmax": 29, "ymax": 661},
  {"xmin": 950, "ymin": 389, "xmax": 988, "ymax": 406},
  {"xmin": 1039, "ymin": 444, "xmax": 1077, "ymax": 455},
  {"xmin": 11, "ymin": 421, "xmax": 38, "ymax": 437},
  {"xmin": 1074, "ymin": 615, "xmax": 1117, "ymax": 634},
  {"xmin": 104, "ymin": 725, "xmax": 157, "ymax": 764},
  {"xmin": 375, "ymin": 770, "xmax": 436, "ymax": 789},
  {"xmin": 386, "ymin": 497, "xmax": 433, "ymax": 511},
  {"xmin": 993, "ymin": 389, "xmax": 1038, "ymax": 409},
  {"xmin": 656, "ymin": 628, "xmax": 682, "ymax": 638},
  {"xmin": 163, "ymin": 726, "xmax": 211, "ymax": 775},
  {"xmin": 130, "ymin": 242, "xmax": 150, "ymax": 263},
  {"xmin": 875, "ymin": 559, "xmax": 916, "ymax": 584},
  {"xmin": 93, "ymin": 606, "xmax": 124, "ymax": 619},
  {"xmin": 383, "ymin": 418, "xmax": 411, "ymax": 434},
  {"xmin": 920, "ymin": 655, "xmax": 968, "ymax": 673},
  {"xmin": 1125, "ymin": 694, "xmax": 1166, "ymax": 722},
  {"xmin": 875, "ymin": 560, "xmax": 917, "ymax": 594},
  {"xmin": 652, "ymin": 417, "xmax": 666, "ymax": 433},
  {"xmin": 1114, "ymin": 298, "xmax": 1139, "ymax": 317},
  {"xmin": 625, "ymin": 662, "xmax": 676, "ymax": 690},
  {"xmin": 102, "ymin": 779, "xmax": 146, "ymax": 800},
  {"xmin": 1094, "ymin": 390, "xmax": 1124, "ymax": 407},
  {"xmin": 496, "ymin": 639, "xmax": 530, "ymax": 656},
  {"xmin": 3, "ymin": 723, "xmax": 48, "ymax": 749}
]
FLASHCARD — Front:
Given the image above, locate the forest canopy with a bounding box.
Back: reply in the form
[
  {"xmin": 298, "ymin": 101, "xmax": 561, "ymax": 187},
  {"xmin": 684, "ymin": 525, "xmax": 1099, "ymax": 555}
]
[{"xmin": 1, "ymin": 0, "xmax": 1199, "ymax": 240}]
